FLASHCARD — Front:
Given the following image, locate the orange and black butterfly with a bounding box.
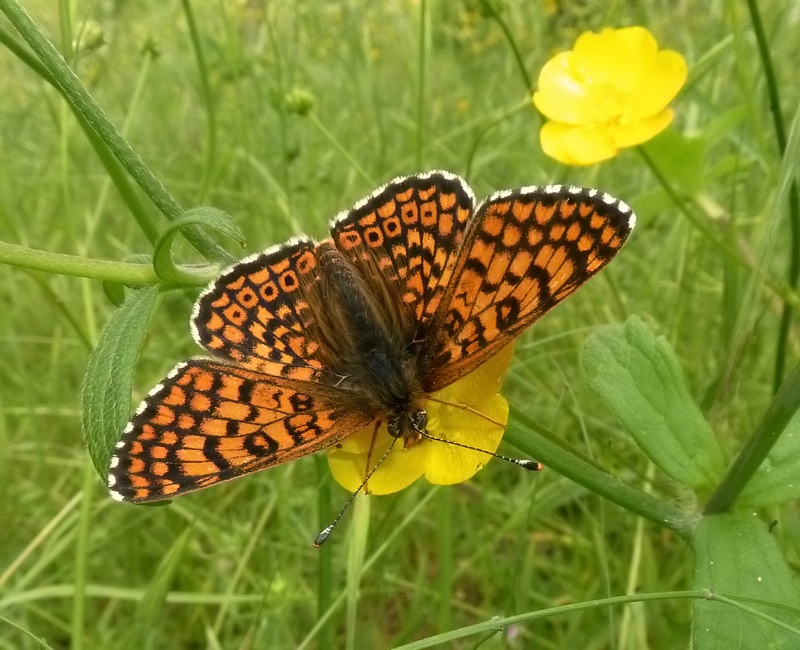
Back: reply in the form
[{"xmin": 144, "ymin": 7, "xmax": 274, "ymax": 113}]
[{"xmin": 108, "ymin": 171, "xmax": 635, "ymax": 503}]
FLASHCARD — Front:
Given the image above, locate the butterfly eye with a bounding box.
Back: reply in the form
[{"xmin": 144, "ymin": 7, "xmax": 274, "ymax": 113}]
[
  {"xmin": 387, "ymin": 418, "xmax": 402, "ymax": 438},
  {"xmin": 410, "ymin": 409, "xmax": 428, "ymax": 433}
]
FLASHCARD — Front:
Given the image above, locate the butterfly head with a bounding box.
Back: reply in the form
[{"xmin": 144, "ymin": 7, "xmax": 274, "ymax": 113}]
[{"xmin": 387, "ymin": 408, "xmax": 428, "ymax": 447}]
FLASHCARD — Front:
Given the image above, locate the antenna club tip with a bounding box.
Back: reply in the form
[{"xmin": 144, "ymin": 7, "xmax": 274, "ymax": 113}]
[
  {"xmin": 519, "ymin": 460, "xmax": 544, "ymax": 471},
  {"xmin": 313, "ymin": 526, "xmax": 334, "ymax": 548}
]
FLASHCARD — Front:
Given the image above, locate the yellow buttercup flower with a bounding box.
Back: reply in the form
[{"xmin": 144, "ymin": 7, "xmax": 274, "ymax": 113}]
[
  {"xmin": 533, "ymin": 26, "xmax": 688, "ymax": 166},
  {"xmin": 327, "ymin": 344, "xmax": 514, "ymax": 495}
]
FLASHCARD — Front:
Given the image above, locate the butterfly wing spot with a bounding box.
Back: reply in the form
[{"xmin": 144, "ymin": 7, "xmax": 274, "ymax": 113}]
[
  {"xmin": 236, "ymin": 286, "xmax": 259, "ymax": 308},
  {"xmin": 400, "ymin": 201, "xmax": 417, "ymax": 224},
  {"xmin": 501, "ymin": 223, "xmax": 522, "ymax": 247},
  {"xmin": 259, "ymin": 282, "xmax": 278, "ymax": 301},
  {"xmin": 534, "ymin": 203, "xmax": 557, "ymax": 225}
]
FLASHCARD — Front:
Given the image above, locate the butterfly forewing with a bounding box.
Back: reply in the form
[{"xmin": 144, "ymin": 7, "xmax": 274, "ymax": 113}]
[
  {"xmin": 109, "ymin": 359, "xmax": 371, "ymax": 502},
  {"xmin": 330, "ymin": 171, "xmax": 474, "ymax": 334},
  {"xmin": 191, "ymin": 238, "xmax": 327, "ymax": 382},
  {"xmin": 422, "ymin": 185, "xmax": 635, "ymax": 391}
]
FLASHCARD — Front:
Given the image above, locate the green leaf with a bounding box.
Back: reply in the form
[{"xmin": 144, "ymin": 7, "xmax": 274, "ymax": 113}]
[
  {"xmin": 581, "ymin": 316, "xmax": 725, "ymax": 493},
  {"xmin": 101, "ymin": 279, "xmax": 126, "ymax": 307},
  {"xmin": 692, "ymin": 513, "xmax": 800, "ymax": 648},
  {"xmin": 737, "ymin": 401, "xmax": 800, "ymax": 509},
  {"xmin": 641, "ymin": 129, "xmax": 707, "ymax": 196},
  {"xmin": 153, "ymin": 207, "xmax": 245, "ymax": 284},
  {"xmin": 81, "ymin": 286, "xmax": 159, "ymax": 478},
  {"xmin": 703, "ymin": 105, "xmax": 748, "ymax": 149}
]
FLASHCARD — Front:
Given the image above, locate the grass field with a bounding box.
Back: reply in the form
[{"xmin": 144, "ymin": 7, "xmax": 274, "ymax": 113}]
[{"xmin": 1, "ymin": 1, "xmax": 800, "ymax": 648}]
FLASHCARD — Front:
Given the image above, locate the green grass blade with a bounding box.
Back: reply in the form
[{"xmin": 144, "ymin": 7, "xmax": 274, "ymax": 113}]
[
  {"xmin": 132, "ymin": 528, "xmax": 193, "ymax": 648},
  {"xmin": 710, "ymin": 362, "xmax": 800, "ymax": 510}
]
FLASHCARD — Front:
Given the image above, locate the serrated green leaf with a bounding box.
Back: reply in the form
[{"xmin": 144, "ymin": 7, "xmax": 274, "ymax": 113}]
[
  {"xmin": 153, "ymin": 207, "xmax": 245, "ymax": 284},
  {"xmin": 581, "ymin": 316, "xmax": 725, "ymax": 493},
  {"xmin": 692, "ymin": 513, "xmax": 800, "ymax": 649},
  {"xmin": 81, "ymin": 286, "xmax": 159, "ymax": 478}
]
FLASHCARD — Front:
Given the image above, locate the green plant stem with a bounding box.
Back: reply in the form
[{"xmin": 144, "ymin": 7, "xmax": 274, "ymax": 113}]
[
  {"xmin": 0, "ymin": 22, "xmax": 158, "ymax": 244},
  {"xmin": 0, "ymin": 23, "xmax": 53, "ymax": 82},
  {"xmin": 181, "ymin": 0, "xmax": 217, "ymax": 204},
  {"xmin": 315, "ymin": 456, "xmax": 334, "ymax": 650},
  {"xmin": 57, "ymin": 0, "xmax": 73, "ymax": 64},
  {"xmin": 345, "ymin": 494, "xmax": 369, "ymax": 650},
  {"xmin": 505, "ymin": 406, "xmax": 688, "ymax": 538},
  {"xmin": 436, "ymin": 487, "xmax": 453, "ymax": 633},
  {"xmin": 704, "ymin": 361, "xmax": 800, "ymax": 514},
  {"xmin": 0, "ymin": 24, "xmax": 160, "ymax": 244},
  {"xmin": 70, "ymin": 463, "xmax": 94, "ymax": 650},
  {"xmin": 10, "ymin": 31, "xmax": 158, "ymax": 244},
  {"xmin": 397, "ymin": 591, "xmax": 706, "ymax": 650},
  {"xmin": 307, "ymin": 113, "xmax": 373, "ymax": 184},
  {"xmin": 744, "ymin": 0, "xmax": 800, "ymax": 391},
  {"xmin": 31, "ymin": 274, "xmax": 93, "ymax": 350},
  {"xmin": 298, "ymin": 490, "xmax": 440, "ymax": 650},
  {"xmin": 392, "ymin": 589, "xmax": 798, "ymax": 650},
  {"xmin": 637, "ymin": 146, "xmax": 793, "ymax": 304},
  {"xmin": 80, "ymin": 106, "xmax": 161, "ymax": 246},
  {"xmin": 479, "ymin": 0, "xmax": 534, "ymax": 92},
  {"xmin": 0, "ymin": 240, "xmax": 218, "ymax": 286},
  {"xmin": 415, "ymin": 0, "xmax": 427, "ymax": 168},
  {"xmin": 0, "ymin": 0, "xmax": 231, "ymax": 264}
]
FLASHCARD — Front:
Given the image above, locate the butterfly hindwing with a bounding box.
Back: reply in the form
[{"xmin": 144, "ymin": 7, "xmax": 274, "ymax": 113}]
[{"xmin": 108, "ymin": 359, "xmax": 371, "ymax": 503}]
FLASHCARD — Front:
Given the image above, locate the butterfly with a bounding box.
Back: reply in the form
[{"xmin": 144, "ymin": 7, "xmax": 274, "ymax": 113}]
[{"xmin": 108, "ymin": 171, "xmax": 635, "ymax": 503}]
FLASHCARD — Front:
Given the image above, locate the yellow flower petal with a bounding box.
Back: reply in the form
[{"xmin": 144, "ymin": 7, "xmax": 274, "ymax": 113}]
[
  {"xmin": 627, "ymin": 51, "xmax": 687, "ymax": 118},
  {"xmin": 609, "ymin": 108, "xmax": 674, "ymax": 148},
  {"xmin": 533, "ymin": 52, "xmax": 596, "ymax": 124},
  {"xmin": 533, "ymin": 26, "xmax": 687, "ymax": 165},
  {"xmin": 540, "ymin": 121, "xmax": 618, "ymax": 166},
  {"xmin": 423, "ymin": 343, "xmax": 514, "ymax": 485},
  {"xmin": 423, "ymin": 391, "xmax": 508, "ymax": 484},
  {"xmin": 572, "ymin": 27, "xmax": 659, "ymax": 92},
  {"xmin": 326, "ymin": 422, "xmax": 425, "ymax": 495},
  {"xmin": 327, "ymin": 343, "xmax": 515, "ymax": 495}
]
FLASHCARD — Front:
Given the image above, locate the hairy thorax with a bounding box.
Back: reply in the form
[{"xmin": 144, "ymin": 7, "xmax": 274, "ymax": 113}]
[{"xmin": 310, "ymin": 244, "xmax": 426, "ymax": 437}]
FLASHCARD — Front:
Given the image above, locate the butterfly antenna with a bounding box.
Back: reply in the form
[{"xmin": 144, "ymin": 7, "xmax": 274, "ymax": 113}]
[
  {"xmin": 314, "ymin": 437, "xmax": 398, "ymax": 548},
  {"xmin": 417, "ymin": 429, "xmax": 543, "ymax": 471},
  {"xmin": 423, "ymin": 396, "xmax": 543, "ymax": 471}
]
